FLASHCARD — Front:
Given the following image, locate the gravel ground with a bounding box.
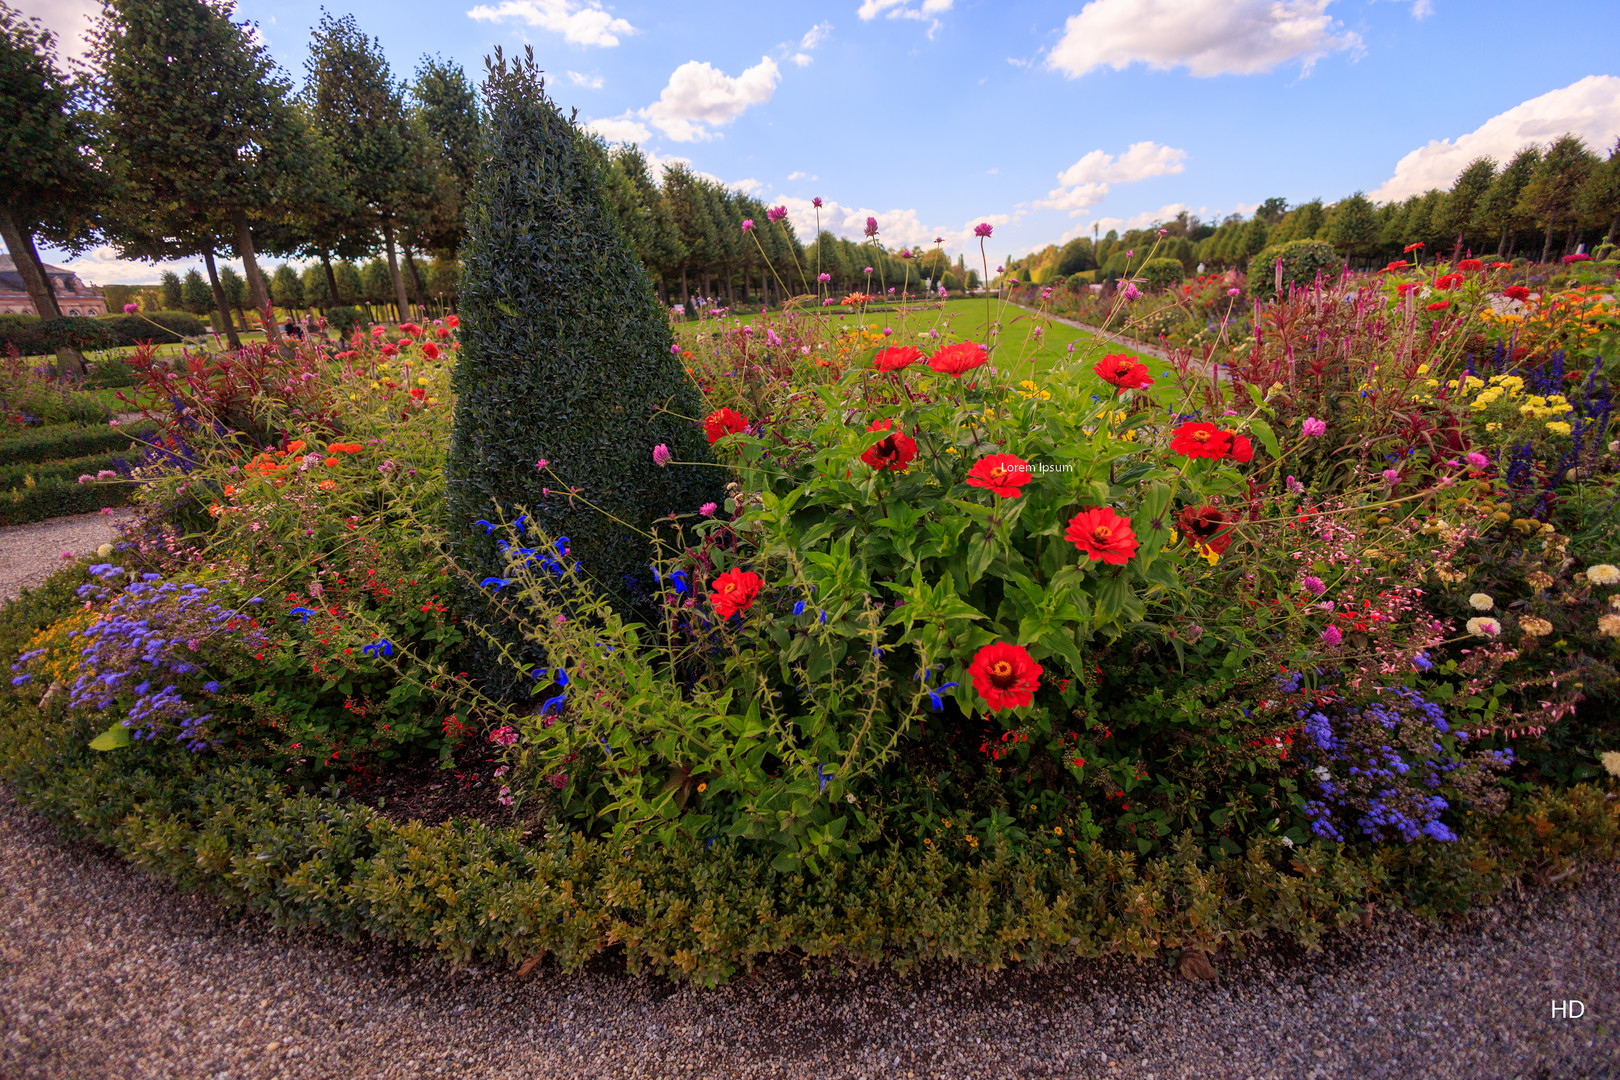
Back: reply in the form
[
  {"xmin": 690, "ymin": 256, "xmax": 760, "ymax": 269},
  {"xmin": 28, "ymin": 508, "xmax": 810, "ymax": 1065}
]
[
  {"xmin": 1, "ymin": 796, "xmax": 1614, "ymax": 1080},
  {"xmin": 0, "ymin": 509, "xmax": 132, "ymax": 604}
]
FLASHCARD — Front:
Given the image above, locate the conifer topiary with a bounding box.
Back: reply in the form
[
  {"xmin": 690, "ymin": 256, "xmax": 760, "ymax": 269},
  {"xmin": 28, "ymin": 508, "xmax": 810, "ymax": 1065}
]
[{"xmin": 447, "ymin": 48, "xmax": 722, "ymax": 678}]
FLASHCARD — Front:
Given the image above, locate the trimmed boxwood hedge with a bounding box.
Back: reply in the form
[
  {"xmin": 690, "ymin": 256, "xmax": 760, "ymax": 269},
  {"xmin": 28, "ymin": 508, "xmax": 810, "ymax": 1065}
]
[
  {"xmin": 2, "ymin": 571, "xmax": 1616, "ymax": 987},
  {"xmin": 0, "ymin": 420, "xmax": 156, "ymax": 467},
  {"xmin": 0, "ymin": 450, "xmax": 126, "ymax": 491},
  {"xmin": 0, "ymin": 311, "xmax": 207, "ymax": 356},
  {"xmin": 0, "ymin": 474, "xmax": 130, "ymax": 525}
]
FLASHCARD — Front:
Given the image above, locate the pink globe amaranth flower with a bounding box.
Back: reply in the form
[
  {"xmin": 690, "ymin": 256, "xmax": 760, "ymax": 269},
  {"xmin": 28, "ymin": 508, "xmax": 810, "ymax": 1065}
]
[
  {"xmin": 123, "ymin": 302, "xmax": 139, "ymax": 313},
  {"xmin": 899, "ymin": 248, "xmax": 912, "ymax": 258},
  {"xmin": 1302, "ymin": 417, "xmax": 1327, "ymax": 437},
  {"xmin": 996, "ymin": 265, "xmax": 1004, "ymax": 273},
  {"xmin": 1466, "ymin": 451, "xmax": 1490, "ymax": 468},
  {"xmin": 863, "ymin": 266, "xmax": 873, "ymax": 275},
  {"xmin": 1320, "ymin": 625, "xmax": 1343, "ymax": 647},
  {"xmin": 1120, "ymin": 283, "xmax": 1141, "ymax": 301},
  {"xmin": 767, "ymin": 205, "xmax": 788, "ymax": 223},
  {"xmin": 1226, "ymin": 287, "xmax": 1240, "ymax": 295},
  {"xmin": 535, "ymin": 457, "xmax": 549, "ymax": 470},
  {"xmin": 1286, "ymin": 474, "xmax": 1305, "ymax": 494},
  {"xmin": 652, "ymin": 443, "xmax": 672, "ymax": 466},
  {"xmin": 817, "ymin": 272, "xmax": 831, "ymax": 283},
  {"xmin": 741, "ymin": 219, "xmax": 754, "ymax": 232},
  {"xmin": 812, "ymin": 197, "xmax": 823, "ymax": 208},
  {"xmin": 670, "ymin": 343, "xmax": 680, "ymax": 354},
  {"xmin": 973, "ymin": 222, "xmax": 993, "ymax": 238},
  {"xmin": 1157, "ymin": 228, "xmax": 1167, "ymax": 237},
  {"xmin": 699, "ymin": 501, "xmax": 717, "ymax": 517},
  {"xmin": 1382, "ymin": 468, "xmax": 1401, "ymax": 485},
  {"xmin": 934, "ymin": 236, "xmax": 944, "ymax": 244},
  {"xmin": 864, "ymin": 216, "xmax": 879, "ymax": 238},
  {"xmin": 1302, "ymin": 575, "xmax": 1326, "ymax": 595}
]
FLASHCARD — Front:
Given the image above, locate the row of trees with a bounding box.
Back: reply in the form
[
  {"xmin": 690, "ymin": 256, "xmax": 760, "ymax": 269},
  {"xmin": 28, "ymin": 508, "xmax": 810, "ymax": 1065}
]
[
  {"xmin": 1011, "ymin": 135, "xmax": 1620, "ymax": 285},
  {"xmin": 154, "ymin": 256, "xmax": 460, "ymax": 327}
]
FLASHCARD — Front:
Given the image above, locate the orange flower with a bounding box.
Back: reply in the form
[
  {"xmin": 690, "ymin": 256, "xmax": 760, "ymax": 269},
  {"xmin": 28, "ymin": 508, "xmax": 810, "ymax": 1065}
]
[
  {"xmin": 324, "ymin": 457, "xmax": 339, "ymax": 467},
  {"xmin": 1065, "ymin": 506, "xmax": 1139, "ymax": 565},
  {"xmin": 286, "ymin": 440, "xmax": 305, "ymax": 454},
  {"xmin": 319, "ymin": 479, "xmax": 338, "ymax": 491}
]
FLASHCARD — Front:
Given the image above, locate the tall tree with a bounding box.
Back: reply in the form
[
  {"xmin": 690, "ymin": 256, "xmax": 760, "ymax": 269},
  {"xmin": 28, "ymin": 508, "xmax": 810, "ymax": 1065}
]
[
  {"xmin": 410, "ymin": 54, "xmax": 481, "ymax": 259},
  {"xmin": 180, "ymin": 267, "xmax": 213, "ymax": 316},
  {"xmin": 0, "ymin": 3, "xmax": 99, "ymax": 372},
  {"xmin": 159, "ymin": 270, "xmax": 183, "ymax": 311},
  {"xmin": 304, "ymin": 13, "xmax": 428, "ymax": 321},
  {"xmin": 89, "ymin": 0, "xmax": 304, "ymax": 343},
  {"xmin": 1476, "ymin": 146, "xmax": 1541, "ymax": 256},
  {"xmin": 1518, "ymin": 134, "xmax": 1598, "ymax": 261},
  {"xmin": 1326, "ymin": 192, "xmax": 1378, "ymax": 263},
  {"xmin": 1574, "ymin": 138, "xmax": 1620, "ymax": 246},
  {"xmin": 1438, "ymin": 157, "xmax": 1496, "ymax": 255}
]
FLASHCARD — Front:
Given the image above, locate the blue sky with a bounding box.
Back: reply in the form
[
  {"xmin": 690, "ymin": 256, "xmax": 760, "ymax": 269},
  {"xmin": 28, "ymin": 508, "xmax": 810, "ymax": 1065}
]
[{"xmin": 24, "ymin": 0, "xmax": 1620, "ymax": 285}]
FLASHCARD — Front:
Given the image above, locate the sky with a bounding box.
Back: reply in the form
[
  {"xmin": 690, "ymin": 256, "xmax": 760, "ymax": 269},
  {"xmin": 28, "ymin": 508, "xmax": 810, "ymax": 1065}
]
[{"xmin": 19, "ymin": 0, "xmax": 1620, "ymax": 286}]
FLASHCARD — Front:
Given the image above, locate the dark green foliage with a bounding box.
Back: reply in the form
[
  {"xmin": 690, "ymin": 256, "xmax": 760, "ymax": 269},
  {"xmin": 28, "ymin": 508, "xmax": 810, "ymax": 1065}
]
[
  {"xmin": 447, "ymin": 49, "xmax": 722, "ymax": 673},
  {"xmin": 180, "ymin": 268, "xmax": 213, "ymax": 316},
  {"xmin": 0, "ymin": 449, "xmax": 125, "ymax": 490},
  {"xmin": 326, "ymin": 306, "xmax": 364, "ymax": 337},
  {"xmin": 0, "ymin": 472, "xmax": 129, "ymax": 524},
  {"xmin": 82, "ymin": 354, "xmax": 137, "ymax": 389},
  {"xmin": 1247, "ymin": 239, "xmax": 1345, "ymax": 300},
  {"xmin": 1138, "ymin": 257, "xmax": 1185, "ymax": 291},
  {"xmin": 0, "ymin": 420, "xmax": 155, "ymax": 466},
  {"xmin": 0, "ymin": 310, "xmax": 216, "ymax": 356},
  {"xmin": 159, "ymin": 271, "xmax": 183, "ymax": 310}
]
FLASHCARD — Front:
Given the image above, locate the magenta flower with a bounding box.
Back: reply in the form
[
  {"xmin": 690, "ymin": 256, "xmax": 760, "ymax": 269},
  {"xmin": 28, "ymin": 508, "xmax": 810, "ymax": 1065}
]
[
  {"xmin": 670, "ymin": 343, "xmax": 680, "ymax": 354},
  {"xmin": 767, "ymin": 205, "xmax": 788, "ymax": 223},
  {"xmin": 700, "ymin": 501, "xmax": 717, "ymax": 517},
  {"xmin": 1302, "ymin": 575, "xmax": 1326, "ymax": 595},
  {"xmin": 817, "ymin": 272, "xmax": 831, "ymax": 283},
  {"xmin": 1319, "ymin": 625, "xmax": 1343, "ymax": 647},
  {"xmin": 934, "ymin": 236, "xmax": 944, "ymax": 244},
  {"xmin": 1286, "ymin": 475, "xmax": 1305, "ymax": 494},
  {"xmin": 812, "ymin": 196, "xmax": 823, "ymax": 208},
  {"xmin": 1466, "ymin": 451, "xmax": 1490, "ymax": 468},
  {"xmin": 652, "ymin": 444, "xmax": 672, "ymax": 467},
  {"xmin": 1382, "ymin": 468, "xmax": 1401, "ymax": 485},
  {"xmin": 863, "ymin": 266, "xmax": 873, "ymax": 275},
  {"xmin": 899, "ymin": 248, "xmax": 912, "ymax": 258},
  {"xmin": 535, "ymin": 458, "xmax": 549, "ymax": 470},
  {"xmin": 973, "ymin": 222, "xmax": 993, "ymax": 238},
  {"xmin": 1120, "ymin": 282, "xmax": 1141, "ymax": 301},
  {"xmin": 1226, "ymin": 287, "xmax": 1240, "ymax": 295},
  {"xmin": 741, "ymin": 219, "xmax": 755, "ymax": 232},
  {"xmin": 864, "ymin": 216, "xmax": 879, "ymax": 237},
  {"xmin": 123, "ymin": 302, "xmax": 139, "ymax": 314},
  {"xmin": 1302, "ymin": 417, "xmax": 1327, "ymax": 437}
]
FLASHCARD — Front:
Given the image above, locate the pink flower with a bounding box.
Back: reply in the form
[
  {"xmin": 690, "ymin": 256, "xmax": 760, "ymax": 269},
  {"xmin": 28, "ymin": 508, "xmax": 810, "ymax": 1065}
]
[
  {"xmin": 973, "ymin": 222, "xmax": 994, "ymax": 238},
  {"xmin": 934, "ymin": 236, "xmax": 944, "ymax": 244},
  {"xmin": 812, "ymin": 197, "xmax": 823, "ymax": 208},
  {"xmin": 670, "ymin": 343, "xmax": 680, "ymax": 354},
  {"xmin": 1466, "ymin": 451, "xmax": 1490, "ymax": 468},
  {"xmin": 863, "ymin": 266, "xmax": 873, "ymax": 275},
  {"xmin": 652, "ymin": 443, "xmax": 672, "ymax": 466},
  {"xmin": 817, "ymin": 272, "xmax": 831, "ymax": 283},
  {"xmin": 1226, "ymin": 287, "xmax": 1240, "ymax": 295},
  {"xmin": 1382, "ymin": 468, "xmax": 1401, "ymax": 485},
  {"xmin": 535, "ymin": 458, "xmax": 549, "ymax": 470},
  {"xmin": 1120, "ymin": 283, "xmax": 1141, "ymax": 301},
  {"xmin": 497, "ymin": 786, "xmax": 513, "ymax": 806},
  {"xmin": 1320, "ymin": 625, "xmax": 1342, "ymax": 647},
  {"xmin": 489, "ymin": 725, "xmax": 519, "ymax": 747},
  {"xmin": 700, "ymin": 501, "xmax": 717, "ymax": 517},
  {"xmin": 59, "ymin": 550, "xmax": 73, "ymax": 559},
  {"xmin": 741, "ymin": 219, "xmax": 755, "ymax": 232},
  {"xmin": 1286, "ymin": 475, "xmax": 1305, "ymax": 494},
  {"xmin": 1302, "ymin": 576, "xmax": 1326, "ymax": 595},
  {"xmin": 864, "ymin": 216, "xmax": 879, "ymax": 238},
  {"xmin": 123, "ymin": 302, "xmax": 139, "ymax": 313},
  {"xmin": 1302, "ymin": 417, "xmax": 1327, "ymax": 437},
  {"xmin": 767, "ymin": 205, "xmax": 788, "ymax": 223}
]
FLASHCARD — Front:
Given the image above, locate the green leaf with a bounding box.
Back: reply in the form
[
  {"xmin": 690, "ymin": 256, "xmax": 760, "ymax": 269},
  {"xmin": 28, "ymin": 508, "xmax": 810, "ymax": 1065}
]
[
  {"xmin": 1248, "ymin": 419, "xmax": 1280, "ymax": 461},
  {"xmin": 89, "ymin": 723, "xmax": 131, "ymax": 751}
]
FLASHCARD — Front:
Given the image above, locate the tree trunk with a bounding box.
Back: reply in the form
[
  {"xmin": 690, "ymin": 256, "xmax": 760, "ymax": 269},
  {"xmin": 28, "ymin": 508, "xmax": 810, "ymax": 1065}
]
[
  {"xmin": 1541, "ymin": 219, "xmax": 1556, "ymax": 264},
  {"xmin": 201, "ymin": 248, "xmax": 241, "ymax": 350},
  {"xmin": 680, "ymin": 265, "xmax": 689, "ymax": 308},
  {"xmin": 401, "ymin": 245, "xmax": 427, "ymax": 311},
  {"xmin": 382, "ymin": 218, "xmax": 410, "ymax": 323},
  {"xmin": 231, "ymin": 210, "xmax": 279, "ymax": 343},
  {"xmin": 0, "ymin": 204, "xmax": 86, "ymax": 374},
  {"xmin": 321, "ymin": 252, "xmax": 340, "ymax": 311}
]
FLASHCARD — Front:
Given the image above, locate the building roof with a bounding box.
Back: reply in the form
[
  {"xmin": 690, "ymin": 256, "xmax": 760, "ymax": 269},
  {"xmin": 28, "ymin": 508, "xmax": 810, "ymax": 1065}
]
[{"xmin": 0, "ymin": 255, "xmax": 77, "ymax": 276}]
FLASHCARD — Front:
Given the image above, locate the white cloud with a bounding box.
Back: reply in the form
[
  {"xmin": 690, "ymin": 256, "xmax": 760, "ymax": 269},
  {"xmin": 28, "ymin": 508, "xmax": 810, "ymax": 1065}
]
[
  {"xmin": 987, "ymin": 167, "xmax": 999, "ymax": 174},
  {"xmin": 1048, "ymin": 0, "xmax": 1359, "ymax": 79},
  {"xmin": 1088, "ymin": 203, "xmax": 1192, "ymax": 235},
  {"xmin": 567, "ymin": 70, "xmax": 604, "ymax": 89},
  {"xmin": 642, "ymin": 57, "xmax": 780, "ymax": 142},
  {"xmin": 787, "ymin": 170, "xmax": 807, "ymax": 180},
  {"xmin": 788, "ymin": 21, "xmax": 833, "ymax": 66},
  {"xmin": 466, "ymin": 0, "xmax": 636, "ymax": 48},
  {"xmin": 12, "ymin": 0, "xmax": 98, "ymax": 61},
  {"xmin": 585, "ymin": 113, "xmax": 651, "ymax": 143},
  {"xmin": 856, "ymin": 0, "xmax": 953, "ymax": 35},
  {"xmin": 1369, "ymin": 75, "xmax": 1620, "ymax": 203},
  {"xmin": 39, "ymin": 245, "xmax": 328, "ymax": 288},
  {"xmin": 1037, "ymin": 141, "xmax": 1188, "ymax": 216},
  {"xmin": 730, "ymin": 178, "xmax": 763, "ymax": 195}
]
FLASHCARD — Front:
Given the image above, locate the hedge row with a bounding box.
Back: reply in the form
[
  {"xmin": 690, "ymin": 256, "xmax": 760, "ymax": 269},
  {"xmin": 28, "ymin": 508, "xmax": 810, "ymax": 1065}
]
[
  {"xmin": 0, "ymin": 474, "xmax": 131, "ymax": 526},
  {"xmin": 0, "ymin": 421, "xmax": 156, "ymax": 467},
  {"xmin": 0, "ymin": 450, "xmax": 126, "ymax": 492},
  {"xmin": 2, "ymin": 569, "xmax": 1614, "ymax": 986},
  {"xmin": 0, "ymin": 311, "xmax": 208, "ymax": 356}
]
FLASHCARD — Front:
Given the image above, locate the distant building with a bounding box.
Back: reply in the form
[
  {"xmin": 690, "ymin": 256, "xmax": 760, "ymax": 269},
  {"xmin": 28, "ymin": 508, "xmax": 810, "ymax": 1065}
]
[{"xmin": 0, "ymin": 255, "xmax": 107, "ymax": 316}]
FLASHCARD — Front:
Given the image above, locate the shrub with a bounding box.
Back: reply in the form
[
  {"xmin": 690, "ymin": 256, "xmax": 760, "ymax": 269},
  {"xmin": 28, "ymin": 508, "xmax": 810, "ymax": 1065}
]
[
  {"xmin": 1139, "ymin": 257, "xmax": 1185, "ymax": 291},
  {"xmin": 326, "ymin": 306, "xmax": 364, "ymax": 337},
  {"xmin": 0, "ymin": 473, "xmax": 130, "ymax": 524},
  {"xmin": 446, "ymin": 49, "xmax": 722, "ymax": 683},
  {"xmin": 0, "ymin": 449, "xmax": 126, "ymax": 490},
  {"xmin": 96, "ymin": 310, "xmax": 208, "ymax": 346},
  {"xmin": 1247, "ymin": 240, "xmax": 1344, "ymax": 301},
  {"xmin": 82, "ymin": 353, "xmax": 138, "ymax": 389},
  {"xmin": 0, "ymin": 420, "xmax": 155, "ymax": 466},
  {"xmin": 0, "ymin": 311, "xmax": 208, "ymax": 355}
]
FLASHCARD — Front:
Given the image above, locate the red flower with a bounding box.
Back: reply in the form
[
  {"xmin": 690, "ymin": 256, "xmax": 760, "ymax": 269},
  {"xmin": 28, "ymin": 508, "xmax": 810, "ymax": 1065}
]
[
  {"xmin": 966, "ymin": 453, "xmax": 1032, "ymax": 498},
  {"xmin": 421, "ymin": 342, "xmax": 441, "ymax": 359},
  {"xmin": 1503, "ymin": 285, "xmax": 1531, "ymax": 301},
  {"xmin": 872, "ymin": 345, "xmax": 922, "ymax": 372},
  {"xmin": 1434, "ymin": 273, "xmax": 1464, "ymax": 290},
  {"xmin": 967, "ymin": 641, "xmax": 1042, "ymax": 712},
  {"xmin": 1169, "ymin": 422, "xmax": 1232, "ymax": 459},
  {"xmin": 1225, "ymin": 434, "xmax": 1254, "ymax": 463},
  {"xmin": 400, "ymin": 322, "xmax": 423, "ymax": 335},
  {"xmin": 1458, "ymin": 259, "xmax": 1483, "ymax": 272},
  {"xmin": 1178, "ymin": 504, "xmax": 1235, "ymax": 555},
  {"xmin": 409, "ymin": 386, "xmax": 426, "ymax": 400},
  {"xmin": 1065, "ymin": 506, "xmax": 1139, "ymax": 565},
  {"xmin": 704, "ymin": 407, "xmax": 748, "ymax": 444},
  {"xmin": 445, "ymin": 314, "xmax": 460, "ymax": 328},
  {"xmin": 380, "ymin": 343, "xmax": 399, "ymax": 357},
  {"xmin": 710, "ymin": 568, "xmax": 763, "ymax": 619},
  {"xmin": 1381, "ymin": 260, "xmax": 1409, "ymax": 273},
  {"xmin": 929, "ymin": 342, "xmax": 989, "ymax": 377},
  {"xmin": 1490, "ymin": 261, "xmax": 1512, "ymax": 270},
  {"xmin": 860, "ymin": 418, "xmax": 917, "ymax": 471},
  {"xmin": 1403, "ymin": 242, "xmax": 1425, "ymax": 253},
  {"xmin": 1396, "ymin": 282, "xmax": 1420, "ymax": 298},
  {"xmin": 1425, "ymin": 300, "xmax": 1450, "ymax": 312},
  {"xmin": 1093, "ymin": 353, "xmax": 1153, "ymax": 389},
  {"xmin": 436, "ymin": 327, "xmax": 450, "ymax": 339}
]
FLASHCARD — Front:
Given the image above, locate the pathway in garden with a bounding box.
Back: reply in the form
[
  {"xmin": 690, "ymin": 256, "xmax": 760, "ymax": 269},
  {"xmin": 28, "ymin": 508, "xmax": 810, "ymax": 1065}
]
[
  {"xmin": 1, "ymin": 794, "xmax": 1613, "ymax": 1080},
  {"xmin": 0, "ymin": 509, "xmax": 133, "ymax": 604},
  {"xmin": 1005, "ymin": 303, "xmax": 1177, "ymax": 365}
]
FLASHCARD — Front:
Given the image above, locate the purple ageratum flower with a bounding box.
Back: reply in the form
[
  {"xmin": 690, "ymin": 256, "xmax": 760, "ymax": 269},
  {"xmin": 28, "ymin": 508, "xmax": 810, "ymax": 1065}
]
[
  {"xmin": 741, "ymin": 219, "xmax": 755, "ymax": 233},
  {"xmin": 1320, "ymin": 625, "xmax": 1343, "ymax": 647},
  {"xmin": 864, "ymin": 216, "xmax": 879, "ymax": 238},
  {"xmin": 1286, "ymin": 474, "xmax": 1305, "ymax": 494},
  {"xmin": 1302, "ymin": 416, "xmax": 1327, "ymax": 437},
  {"xmin": 973, "ymin": 222, "xmax": 993, "ymax": 238},
  {"xmin": 1302, "ymin": 576, "xmax": 1326, "ymax": 595},
  {"xmin": 1466, "ymin": 451, "xmax": 1490, "ymax": 468},
  {"xmin": 812, "ymin": 197, "xmax": 823, "ymax": 208},
  {"xmin": 767, "ymin": 205, "xmax": 788, "ymax": 223},
  {"xmin": 817, "ymin": 272, "xmax": 831, "ymax": 283},
  {"xmin": 700, "ymin": 501, "xmax": 717, "ymax": 517},
  {"xmin": 652, "ymin": 443, "xmax": 672, "ymax": 467}
]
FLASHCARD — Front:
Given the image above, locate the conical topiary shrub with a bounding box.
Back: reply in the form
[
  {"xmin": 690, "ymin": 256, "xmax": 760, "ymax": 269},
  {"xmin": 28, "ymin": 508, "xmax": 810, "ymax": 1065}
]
[{"xmin": 447, "ymin": 47, "xmax": 723, "ymax": 680}]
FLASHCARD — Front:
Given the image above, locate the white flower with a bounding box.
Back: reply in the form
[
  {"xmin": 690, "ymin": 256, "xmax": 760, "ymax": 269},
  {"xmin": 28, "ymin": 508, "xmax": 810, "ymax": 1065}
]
[
  {"xmin": 1313, "ymin": 766, "xmax": 1331, "ymax": 782},
  {"xmin": 1519, "ymin": 616, "xmax": 1553, "ymax": 637},
  {"xmin": 1602, "ymin": 751, "xmax": 1620, "ymax": 778},
  {"xmin": 1584, "ymin": 564, "xmax": 1620, "ymax": 586},
  {"xmin": 1281, "ymin": 836, "xmax": 1295, "ymax": 849},
  {"xmin": 1466, "ymin": 617, "xmax": 1502, "ymax": 637},
  {"xmin": 1599, "ymin": 614, "xmax": 1620, "ymax": 638},
  {"xmin": 1468, "ymin": 593, "xmax": 1495, "ymax": 610}
]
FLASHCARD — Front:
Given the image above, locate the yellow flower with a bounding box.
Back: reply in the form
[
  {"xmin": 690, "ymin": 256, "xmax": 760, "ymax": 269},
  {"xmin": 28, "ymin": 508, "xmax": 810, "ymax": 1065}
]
[
  {"xmin": 1053, "ymin": 826, "xmax": 1063, "ymax": 836},
  {"xmin": 1586, "ymin": 564, "xmax": 1620, "ymax": 586},
  {"xmin": 1519, "ymin": 616, "xmax": 1553, "ymax": 637},
  {"xmin": 697, "ymin": 782, "xmax": 707, "ymax": 792},
  {"xmin": 1545, "ymin": 421, "xmax": 1572, "ymax": 436}
]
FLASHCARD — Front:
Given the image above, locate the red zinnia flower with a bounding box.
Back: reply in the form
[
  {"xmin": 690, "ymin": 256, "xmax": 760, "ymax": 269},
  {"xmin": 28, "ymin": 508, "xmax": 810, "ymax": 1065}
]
[
  {"xmin": 704, "ymin": 407, "xmax": 748, "ymax": 444},
  {"xmin": 1403, "ymin": 242, "xmax": 1424, "ymax": 253},
  {"xmin": 421, "ymin": 341, "xmax": 441, "ymax": 359},
  {"xmin": 1093, "ymin": 353, "xmax": 1153, "ymax": 389},
  {"xmin": 966, "ymin": 453, "xmax": 1032, "ymax": 498},
  {"xmin": 1425, "ymin": 300, "xmax": 1450, "ymax": 312},
  {"xmin": 1396, "ymin": 282, "xmax": 1420, "ymax": 298},
  {"xmin": 445, "ymin": 314, "xmax": 460, "ymax": 328},
  {"xmin": 1225, "ymin": 434, "xmax": 1254, "ymax": 463},
  {"xmin": 1434, "ymin": 273, "xmax": 1463, "ymax": 290},
  {"xmin": 710, "ymin": 568, "xmax": 763, "ymax": 619},
  {"xmin": 1169, "ymin": 422, "xmax": 1232, "ymax": 459},
  {"xmin": 1382, "ymin": 260, "xmax": 1409, "ymax": 273},
  {"xmin": 1490, "ymin": 261, "xmax": 1512, "ymax": 270},
  {"xmin": 1458, "ymin": 259, "xmax": 1483, "ymax": 272},
  {"xmin": 929, "ymin": 342, "xmax": 989, "ymax": 377},
  {"xmin": 860, "ymin": 418, "xmax": 917, "ymax": 471},
  {"xmin": 967, "ymin": 641, "xmax": 1042, "ymax": 712},
  {"xmin": 1178, "ymin": 504, "xmax": 1235, "ymax": 555},
  {"xmin": 1065, "ymin": 506, "xmax": 1139, "ymax": 565},
  {"xmin": 436, "ymin": 327, "xmax": 450, "ymax": 339},
  {"xmin": 380, "ymin": 343, "xmax": 399, "ymax": 357},
  {"xmin": 872, "ymin": 345, "xmax": 922, "ymax": 372},
  {"xmin": 1503, "ymin": 285, "xmax": 1530, "ymax": 302}
]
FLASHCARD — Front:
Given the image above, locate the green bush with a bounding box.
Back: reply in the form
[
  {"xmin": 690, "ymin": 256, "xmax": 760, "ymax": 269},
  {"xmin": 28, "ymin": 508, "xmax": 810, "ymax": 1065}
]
[
  {"xmin": 447, "ymin": 50, "xmax": 722, "ymax": 682},
  {"xmin": 1247, "ymin": 240, "xmax": 1344, "ymax": 301},
  {"xmin": 1139, "ymin": 257, "xmax": 1185, "ymax": 291},
  {"xmin": 0, "ymin": 450, "xmax": 126, "ymax": 491},
  {"xmin": 96, "ymin": 310, "xmax": 208, "ymax": 345},
  {"xmin": 0, "ymin": 473, "xmax": 130, "ymax": 524},
  {"xmin": 326, "ymin": 306, "xmax": 364, "ymax": 337},
  {"xmin": 0, "ymin": 420, "xmax": 155, "ymax": 466},
  {"xmin": 0, "ymin": 311, "xmax": 206, "ymax": 356},
  {"xmin": 82, "ymin": 353, "xmax": 138, "ymax": 389}
]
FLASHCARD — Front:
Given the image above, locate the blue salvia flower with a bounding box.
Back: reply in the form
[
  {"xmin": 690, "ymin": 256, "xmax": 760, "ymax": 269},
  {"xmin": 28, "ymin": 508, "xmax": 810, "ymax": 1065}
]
[
  {"xmin": 668, "ymin": 571, "xmax": 689, "ymax": 594},
  {"xmin": 481, "ymin": 577, "xmax": 514, "ymax": 592},
  {"xmin": 554, "ymin": 535, "xmax": 570, "ymax": 556},
  {"xmin": 793, "ymin": 601, "xmax": 807, "ymax": 616},
  {"xmin": 541, "ymin": 694, "xmax": 567, "ymax": 717},
  {"xmin": 598, "ymin": 735, "xmax": 612, "ymax": 757},
  {"xmin": 362, "ymin": 638, "xmax": 395, "ymax": 658},
  {"xmin": 926, "ymin": 682, "xmax": 959, "ymax": 711},
  {"xmin": 816, "ymin": 763, "xmax": 832, "ymax": 794},
  {"xmin": 515, "ymin": 514, "xmax": 530, "ymax": 533},
  {"xmin": 290, "ymin": 607, "xmax": 313, "ymax": 625},
  {"xmin": 475, "ymin": 519, "xmax": 497, "ymax": 535}
]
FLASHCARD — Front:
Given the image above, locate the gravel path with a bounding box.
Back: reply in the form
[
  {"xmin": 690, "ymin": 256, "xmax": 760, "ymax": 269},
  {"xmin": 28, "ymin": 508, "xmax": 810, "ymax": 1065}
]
[
  {"xmin": 1, "ymin": 795, "xmax": 1614, "ymax": 1080},
  {"xmin": 0, "ymin": 509, "xmax": 133, "ymax": 604}
]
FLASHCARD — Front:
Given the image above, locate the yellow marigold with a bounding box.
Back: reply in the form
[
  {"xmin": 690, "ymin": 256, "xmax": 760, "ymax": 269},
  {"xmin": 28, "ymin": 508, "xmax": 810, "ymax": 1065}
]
[
  {"xmin": 1585, "ymin": 563, "xmax": 1620, "ymax": 586},
  {"xmin": 1599, "ymin": 613, "xmax": 1620, "ymax": 638},
  {"xmin": 1545, "ymin": 421, "xmax": 1572, "ymax": 436},
  {"xmin": 1519, "ymin": 616, "xmax": 1553, "ymax": 637}
]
